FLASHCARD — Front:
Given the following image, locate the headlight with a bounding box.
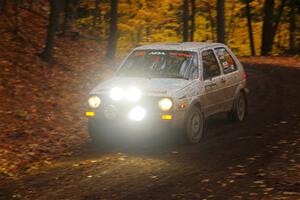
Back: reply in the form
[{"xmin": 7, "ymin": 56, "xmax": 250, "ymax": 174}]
[
  {"xmin": 128, "ymin": 106, "xmax": 146, "ymax": 121},
  {"xmin": 109, "ymin": 87, "xmax": 124, "ymax": 101},
  {"xmin": 158, "ymin": 98, "xmax": 173, "ymax": 111},
  {"xmin": 125, "ymin": 88, "xmax": 141, "ymax": 102},
  {"xmin": 88, "ymin": 96, "xmax": 101, "ymax": 108}
]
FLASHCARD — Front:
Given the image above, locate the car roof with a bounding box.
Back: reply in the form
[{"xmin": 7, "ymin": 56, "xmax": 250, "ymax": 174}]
[{"xmin": 134, "ymin": 42, "xmax": 226, "ymax": 52}]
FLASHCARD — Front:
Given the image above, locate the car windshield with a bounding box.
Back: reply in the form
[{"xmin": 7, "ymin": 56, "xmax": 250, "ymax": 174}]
[{"xmin": 117, "ymin": 50, "xmax": 198, "ymax": 79}]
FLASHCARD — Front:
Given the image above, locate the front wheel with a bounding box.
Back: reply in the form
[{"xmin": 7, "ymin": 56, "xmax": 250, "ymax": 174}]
[
  {"xmin": 88, "ymin": 119, "xmax": 106, "ymax": 144},
  {"xmin": 184, "ymin": 106, "xmax": 205, "ymax": 144}
]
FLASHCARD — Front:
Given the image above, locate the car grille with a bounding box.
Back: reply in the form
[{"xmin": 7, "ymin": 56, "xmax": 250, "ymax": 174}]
[{"xmin": 96, "ymin": 95, "xmax": 161, "ymax": 119}]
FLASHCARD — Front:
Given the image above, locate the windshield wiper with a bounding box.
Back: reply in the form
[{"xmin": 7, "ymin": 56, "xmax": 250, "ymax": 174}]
[
  {"xmin": 116, "ymin": 71, "xmax": 152, "ymax": 79},
  {"xmin": 166, "ymin": 74, "xmax": 189, "ymax": 80},
  {"xmin": 117, "ymin": 72, "xmax": 188, "ymax": 80},
  {"xmin": 150, "ymin": 73, "xmax": 189, "ymax": 80}
]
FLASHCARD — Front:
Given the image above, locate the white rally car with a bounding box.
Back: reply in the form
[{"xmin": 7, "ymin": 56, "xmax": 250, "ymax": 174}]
[{"xmin": 86, "ymin": 42, "xmax": 248, "ymax": 144}]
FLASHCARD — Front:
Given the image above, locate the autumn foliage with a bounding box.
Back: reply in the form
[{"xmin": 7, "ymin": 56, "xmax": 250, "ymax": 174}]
[{"xmin": 0, "ymin": 0, "xmax": 300, "ymax": 181}]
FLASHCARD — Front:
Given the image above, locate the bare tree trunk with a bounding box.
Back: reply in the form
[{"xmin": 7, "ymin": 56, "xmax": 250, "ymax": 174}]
[
  {"xmin": 146, "ymin": 19, "xmax": 151, "ymax": 38},
  {"xmin": 261, "ymin": 0, "xmax": 286, "ymax": 55},
  {"xmin": 136, "ymin": 27, "xmax": 142, "ymax": 44},
  {"xmin": 29, "ymin": 0, "xmax": 37, "ymax": 10},
  {"xmin": 92, "ymin": 0, "xmax": 100, "ymax": 29},
  {"xmin": 40, "ymin": 0, "xmax": 60, "ymax": 63},
  {"xmin": 190, "ymin": 0, "xmax": 196, "ymax": 41},
  {"xmin": 106, "ymin": 0, "xmax": 118, "ymax": 60},
  {"xmin": 226, "ymin": 0, "xmax": 236, "ymax": 40},
  {"xmin": 217, "ymin": 0, "xmax": 225, "ymax": 43},
  {"xmin": 261, "ymin": 0, "xmax": 274, "ymax": 55},
  {"xmin": 29, "ymin": 0, "xmax": 33, "ymax": 10},
  {"xmin": 62, "ymin": 0, "xmax": 70, "ymax": 34},
  {"xmin": 61, "ymin": 0, "xmax": 80, "ymax": 37},
  {"xmin": 289, "ymin": 1, "xmax": 296, "ymax": 52},
  {"xmin": 13, "ymin": 0, "xmax": 21, "ymax": 37},
  {"xmin": 245, "ymin": 0, "xmax": 256, "ymax": 56},
  {"xmin": 183, "ymin": 0, "xmax": 189, "ymax": 42},
  {"xmin": 270, "ymin": 0, "xmax": 286, "ymax": 50},
  {"xmin": 205, "ymin": 1, "xmax": 215, "ymax": 41},
  {"xmin": 1, "ymin": 0, "xmax": 7, "ymax": 14}
]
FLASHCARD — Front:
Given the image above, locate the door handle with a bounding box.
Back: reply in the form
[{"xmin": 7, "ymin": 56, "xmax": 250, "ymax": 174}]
[
  {"xmin": 205, "ymin": 83, "xmax": 217, "ymax": 89},
  {"xmin": 207, "ymin": 83, "xmax": 217, "ymax": 87},
  {"xmin": 221, "ymin": 78, "xmax": 226, "ymax": 83}
]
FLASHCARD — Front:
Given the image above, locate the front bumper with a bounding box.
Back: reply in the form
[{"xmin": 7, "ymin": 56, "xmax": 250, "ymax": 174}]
[
  {"xmin": 86, "ymin": 95, "xmax": 188, "ymax": 137},
  {"xmin": 88, "ymin": 110, "xmax": 185, "ymax": 134}
]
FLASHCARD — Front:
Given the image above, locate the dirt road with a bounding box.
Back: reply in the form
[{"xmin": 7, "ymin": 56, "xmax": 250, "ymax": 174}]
[{"xmin": 1, "ymin": 63, "xmax": 300, "ymax": 200}]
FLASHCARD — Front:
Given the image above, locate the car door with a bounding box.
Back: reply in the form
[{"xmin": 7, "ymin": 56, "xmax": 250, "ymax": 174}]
[
  {"xmin": 200, "ymin": 49, "xmax": 225, "ymax": 116},
  {"xmin": 214, "ymin": 47, "xmax": 239, "ymax": 111}
]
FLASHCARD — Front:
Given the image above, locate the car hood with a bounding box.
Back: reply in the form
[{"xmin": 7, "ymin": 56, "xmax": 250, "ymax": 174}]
[{"xmin": 90, "ymin": 76, "xmax": 192, "ymax": 96}]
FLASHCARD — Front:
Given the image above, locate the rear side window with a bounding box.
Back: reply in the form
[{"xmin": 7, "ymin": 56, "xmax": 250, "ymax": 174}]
[
  {"xmin": 215, "ymin": 48, "xmax": 237, "ymax": 74},
  {"xmin": 201, "ymin": 50, "xmax": 221, "ymax": 80}
]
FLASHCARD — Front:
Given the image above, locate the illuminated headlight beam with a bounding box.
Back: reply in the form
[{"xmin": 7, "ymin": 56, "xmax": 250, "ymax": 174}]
[
  {"xmin": 158, "ymin": 98, "xmax": 173, "ymax": 111},
  {"xmin": 109, "ymin": 87, "xmax": 124, "ymax": 101},
  {"xmin": 128, "ymin": 106, "xmax": 146, "ymax": 121},
  {"xmin": 88, "ymin": 96, "xmax": 101, "ymax": 108}
]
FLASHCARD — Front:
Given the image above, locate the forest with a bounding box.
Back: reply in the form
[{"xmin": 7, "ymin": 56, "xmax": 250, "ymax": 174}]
[
  {"xmin": 0, "ymin": 0, "xmax": 300, "ymax": 199},
  {"xmin": 1, "ymin": 0, "xmax": 299, "ymax": 61}
]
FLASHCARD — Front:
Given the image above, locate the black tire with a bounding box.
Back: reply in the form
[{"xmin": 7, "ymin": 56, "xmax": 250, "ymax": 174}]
[
  {"xmin": 88, "ymin": 121, "xmax": 116, "ymax": 152},
  {"xmin": 184, "ymin": 106, "xmax": 205, "ymax": 144},
  {"xmin": 88, "ymin": 119, "xmax": 106, "ymax": 144},
  {"xmin": 228, "ymin": 91, "xmax": 248, "ymax": 122}
]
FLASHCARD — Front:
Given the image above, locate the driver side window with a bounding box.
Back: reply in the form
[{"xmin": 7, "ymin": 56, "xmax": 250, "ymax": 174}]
[{"xmin": 202, "ymin": 50, "xmax": 221, "ymax": 80}]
